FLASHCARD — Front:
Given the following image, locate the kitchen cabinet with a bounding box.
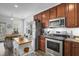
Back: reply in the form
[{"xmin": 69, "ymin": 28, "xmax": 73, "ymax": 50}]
[
  {"xmin": 34, "ymin": 15, "xmax": 38, "ymax": 21},
  {"xmin": 57, "ymin": 4, "xmax": 66, "ymax": 17},
  {"xmin": 49, "ymin": 7, "xmax": 57, "ymax": 19},
  {"xmin": 37, "ymin": 13, "xmax": 42, "ymax": 21},
  {"xmin": 39, "ymin": 35, "xmax": 45, "ymax": 51},
  {"xmin": 72, "ymin": 42, "xmax": 79, "ymax": 56},
  {"xmin": 41, "ymin": 10, "xmax": 49, "ymax": 28},
  {"xmin": 34, "ymin": 3, "xmax": 79, "ymax": 28},
  {"xmin": 34, "ymin": 13, "xmax": 42, "ymax": 21},
  {"xmin": 65, "ymin": 3, "xmax": 79, "ymax": 27},
  {"xmin": 56, "ymin": 3, "xmax": 79, "ymax": 27},
  {"xmin": 64, "ymin": 40, "xmax": 79, "ymax": 56},
  {"xmin": 13, "ymin": 38, "xmax": 32, "ymax": 56},
  {"xmin": 64, "ymin": 40, "xmax": 72, "ymax": 56}
]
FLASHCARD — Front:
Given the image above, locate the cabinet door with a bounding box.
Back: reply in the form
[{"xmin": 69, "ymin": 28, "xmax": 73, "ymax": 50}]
[
  {"xmin": 49, "ymin": 7, "xmax": 57, "ymax": 19},
  {"xmin": 40, "ymin": 39, "xmax": 45, "ymax": 51},
  {"xmin": 66, "ymin": 3, "xmax": 77, "ymax": 27},
  {"xmin": 64, "ymin": 40, "xmax": 72, "ymax": 56},
  {"xmin": 72, "ymin": 42, "xmax": 79, "ymax": 56},
  {"xmin": 38, "ymin": 13, "xmax": 42, "ymax": 21},
  {"xmin": 41, "ymin": 10, "xmax": 49, "ymax": 28},
  {"xmin": 57, "ymin": 4, "xmax": 66, "ymax": 17},
  {"xmin": 34, "ymin": 15, "xmax": 38, "ymax": 21},
  {"xmin": 39, "ymin": 36, "xmax": 45, "ymax": 51}
]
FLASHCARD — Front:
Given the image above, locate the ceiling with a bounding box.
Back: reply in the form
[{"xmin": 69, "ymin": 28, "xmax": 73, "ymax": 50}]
[{"xmin": 0, "ymin": 3, "xmax": 59, "ymax": 19}]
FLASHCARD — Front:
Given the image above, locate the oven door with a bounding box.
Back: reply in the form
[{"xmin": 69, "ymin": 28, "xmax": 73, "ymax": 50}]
[{"xmin": 46, "ymin": 38, "xmax": 63, "ymax": 56}]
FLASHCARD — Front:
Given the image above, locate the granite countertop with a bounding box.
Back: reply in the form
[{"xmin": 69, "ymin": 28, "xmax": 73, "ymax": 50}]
[
  {"xmin": 65, "ymin": 38, "xmax": 79, "ymax": 43},
  {"xmin": 14, "ymin": 37, "xmax": 32, "ymax": 45}
]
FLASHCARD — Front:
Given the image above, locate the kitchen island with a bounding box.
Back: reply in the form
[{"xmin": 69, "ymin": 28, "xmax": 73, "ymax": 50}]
[
  {"xmin": 4, "ymin": 34, "xmax": 21, "ymax": 56},
  {"xmin": 13, "ymin": 37, "xmax": 32, "ymax": 56},
  {"xmin": 4, "ymin": 34, "xmax": 21, "ymax": 48}
]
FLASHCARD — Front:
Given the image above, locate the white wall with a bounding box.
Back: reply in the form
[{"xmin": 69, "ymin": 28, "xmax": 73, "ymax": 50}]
[
  {"xmin": 12, "ymin": 18, "xmax": 24, "ymax": 35},
  {"xmin": 0, "ymin": 15, "xmax": 24, "ymax": 34},
  {"xmin": 24, "ymin": 15, "xmax": 36, "ymax": 51},
  {"xmin": 32, "ymin": 21, "xmax": 36, "ymax": 51},
  {"xmin": 0, "ymin": 15, "xmax": 13, "ymax": 34},
  {"xmin": 24, "ymin": 15, "xmax": 33, "ymax": 34}
]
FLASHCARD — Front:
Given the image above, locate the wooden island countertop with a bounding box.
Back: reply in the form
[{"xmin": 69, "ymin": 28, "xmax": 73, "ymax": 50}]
[
  {"xmin": 5, "ymin": 34, "xmax": 21, "ymax": 38},
  {"xmin": 13, "ymin": 38, "xmax": 32, "ymax": 45}
]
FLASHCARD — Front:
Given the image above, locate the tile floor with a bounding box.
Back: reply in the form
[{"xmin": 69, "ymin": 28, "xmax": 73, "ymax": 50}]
[
  {"xmin": 0, "ymin": 42, "xmax": 5, "ymax": 56},
  {"xmin": 25, "ymin": 50, "xmax": 48, "ymax": 56},
  {"xmin": 0, "ymin": 42, "xmax": 48, "ymax": 56}
]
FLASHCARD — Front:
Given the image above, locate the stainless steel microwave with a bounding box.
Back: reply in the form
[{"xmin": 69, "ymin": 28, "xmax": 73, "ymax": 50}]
[{"xmin": 49, "ymin": 17, "xmax": 65, "ymax": 28}]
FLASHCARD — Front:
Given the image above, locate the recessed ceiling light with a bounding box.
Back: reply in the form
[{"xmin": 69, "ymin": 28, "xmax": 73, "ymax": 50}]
[
  {"xmin": 10, "ymin": 18, "xmax": 14, "ymax": 20},
  {"xmin": 14, "ymin": 4, "xmax": 18, "ymax": 8}
]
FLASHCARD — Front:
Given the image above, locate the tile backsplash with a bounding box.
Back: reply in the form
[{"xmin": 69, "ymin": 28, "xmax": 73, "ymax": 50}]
[
  {"xmin": 54, "ymin": 28, "xmax": 79, "ymax": 36},
  {"xmin": 67, "ymin": 28, "xmax": 79, "ymax": 36},
  {"xmin": 45, "ymin": 27, "xmax": 79, "ymax": 36}
]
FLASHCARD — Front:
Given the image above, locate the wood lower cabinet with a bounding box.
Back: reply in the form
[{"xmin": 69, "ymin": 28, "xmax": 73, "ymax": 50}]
[
  {"xmin": 64, "ymin": 40, "xmax": 72, "ymax": 56},
  {"xmin": 72, "ymin": 42, "xmax": 79, "ymax": 56},
  {"xmin": 64, "ymin": 40, "xmax": 79, "ymax": 56},
  {"xmin": 39, "ymin": 35, "xmax": 45, "ymax": 51}
]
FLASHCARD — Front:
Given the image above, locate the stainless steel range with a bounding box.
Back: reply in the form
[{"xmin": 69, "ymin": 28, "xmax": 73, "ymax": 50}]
[{"xmin": 44, "ymin": 30, "xmax": 67, "ymax": 56}]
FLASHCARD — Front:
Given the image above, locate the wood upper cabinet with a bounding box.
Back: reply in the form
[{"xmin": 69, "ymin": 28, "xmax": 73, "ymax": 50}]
[
  {"xmin": 41, "ymin": 10, "xmax": 49, "ymax": 28},
  {"xmin": 34, "ymin": 15, "xmax": 38, "ymax": 21},
  {"xmin": 64, "ymin": 40, "xmax": 72, "ymax": 56},
  {"xmin": 49, "ymin": 7, "xmax": 57, "ymax": 19},
  {"xmin": 57, "ymin": 4, "xmax": 66, "ymax": 17},
  {"xmin": 66, "ymin": 4, "xmax": 77, "ymax": 27},
  {"xmin": 39, "ymin": 35, "xmax": 45, "ymax": 51},
  {"xmin": 34, "ymin": 3, "xmax": 79, "ymax": 28},
  {"xmin": 37, "ymin": 13, "xmax": 42, "ymax": 21}
]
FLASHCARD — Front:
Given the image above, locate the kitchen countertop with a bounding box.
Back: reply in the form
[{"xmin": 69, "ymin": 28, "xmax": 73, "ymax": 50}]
[
  {"xmin": 5, "ymin": 34, "xmax": 21, "ymax": 40},
  {"xmin": 65, "ymin": 38, "xmax": 79, "ymax": 43},
  {"xmin": 5, "ymin": 34, "xmax": 21, "ymax": 37},
  {"xmin": 14, "ymin": 37, "xmax": 32, "ymax": 45}
]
